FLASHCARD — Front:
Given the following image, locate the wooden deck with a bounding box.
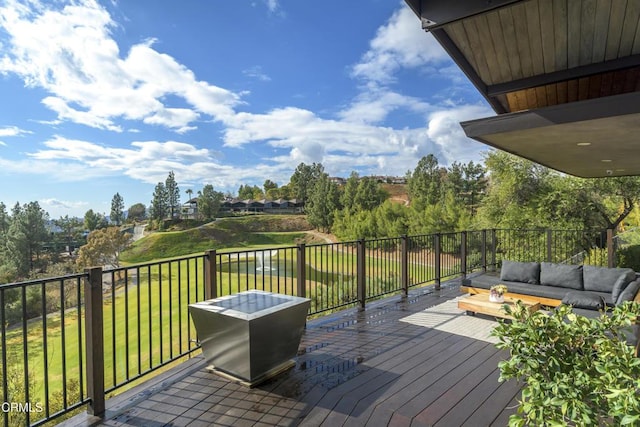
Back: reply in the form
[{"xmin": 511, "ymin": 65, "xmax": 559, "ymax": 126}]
[{"xmin": 62, "ymin": 281, "xmax": 521, "ymax": 427}]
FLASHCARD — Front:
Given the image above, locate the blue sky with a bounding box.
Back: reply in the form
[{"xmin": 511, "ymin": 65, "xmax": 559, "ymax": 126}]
[{"xmin": 0, "ymin": 0, "xmax": 493, "ymax": 218}]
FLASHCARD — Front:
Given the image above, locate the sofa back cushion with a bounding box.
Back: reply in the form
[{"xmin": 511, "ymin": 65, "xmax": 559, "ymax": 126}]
[
  {"xmin": 616, "ymin": 279, "xmax": 640, "ymax": 305},
  {"xmin": 583, "ymin": 265, "xmax": 635, "ymax": 294},
  {"xmin": 540, "ymin": 262, "xmax": 583, "ymax": 290},
  {"xmin": 500, "ymin": 260, "xmax": 540, "ymax": 284}
]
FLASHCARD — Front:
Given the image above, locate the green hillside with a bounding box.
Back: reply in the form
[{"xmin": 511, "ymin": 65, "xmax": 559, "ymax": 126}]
[{"xmin": 121, "ymin": 215, "xmax": 317, "ymax": 263}]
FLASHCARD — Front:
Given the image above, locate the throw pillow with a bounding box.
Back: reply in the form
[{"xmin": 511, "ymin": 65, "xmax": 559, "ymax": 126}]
[
  {"xmin": 583, "ymin": 265, "xmax": 635, "ymax": 293},
  {"xmin": 540, "ymin": 262, "xmax": 583, "ymax": 290},
  {"xmin": 616, "ymin": 279, "xmax": 640, "ymax": 305},
  {"xmin": 562, "ymin": 291, "xmax": 605, "ymax": 310},
  {"xmin": 500, "ymin": 260, "xmax": 540, "ymax": 284}
]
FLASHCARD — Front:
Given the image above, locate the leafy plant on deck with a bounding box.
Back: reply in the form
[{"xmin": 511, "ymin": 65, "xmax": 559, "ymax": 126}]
[{"xmin": 492, "ymin": 301, "xmax": 640, "ymax": 426}]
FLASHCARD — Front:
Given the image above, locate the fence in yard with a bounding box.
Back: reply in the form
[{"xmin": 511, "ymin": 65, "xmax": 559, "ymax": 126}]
[{"xmin": 0, "ymin": 227, "xmax": 618, "ymax": 426}]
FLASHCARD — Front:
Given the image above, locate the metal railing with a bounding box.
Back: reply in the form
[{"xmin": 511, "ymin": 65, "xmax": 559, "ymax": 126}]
[
  {"xmin": 0, "ymin": 274, "xmax": 89, "ymax": 427},
  {"xmin": 0, "ymin": 227, "xmax": 619, "ymax": 426}
]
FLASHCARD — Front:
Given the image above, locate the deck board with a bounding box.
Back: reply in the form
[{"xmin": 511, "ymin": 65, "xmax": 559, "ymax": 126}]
[{"xmin": 62, "ymin": 280, "xmax": 520, "ymax": 427}]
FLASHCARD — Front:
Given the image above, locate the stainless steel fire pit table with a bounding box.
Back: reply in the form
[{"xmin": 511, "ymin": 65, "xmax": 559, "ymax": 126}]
[{"xmin": 188, "ymin": 290, "xmax": 310, "ymax": 387}]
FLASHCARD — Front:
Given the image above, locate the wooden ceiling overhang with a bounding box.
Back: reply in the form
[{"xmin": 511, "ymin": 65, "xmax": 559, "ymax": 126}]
[{"xmin": 405, "ymin": 0, "xmax": 640, "ymax": 177}]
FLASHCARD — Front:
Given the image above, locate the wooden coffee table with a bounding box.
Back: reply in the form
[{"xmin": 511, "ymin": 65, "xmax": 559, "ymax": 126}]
[{"xmin": 458, "ymin": 293, "xmax": 541, "ymax": 320}]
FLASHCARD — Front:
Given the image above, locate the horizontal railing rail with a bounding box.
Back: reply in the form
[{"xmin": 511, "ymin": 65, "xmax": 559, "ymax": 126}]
[{"xmin": 0, "ymin": 227, "xmax": 619, "ymax": 425}]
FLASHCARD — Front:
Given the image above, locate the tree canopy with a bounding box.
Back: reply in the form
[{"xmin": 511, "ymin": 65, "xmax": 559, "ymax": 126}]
[
  {"xmin": 198, "ymin": 184, "xmax": 224, "ymax": 221},
  {"xmin": 76, "ymin": 227, "xmax": 132, "ymax": 270}
]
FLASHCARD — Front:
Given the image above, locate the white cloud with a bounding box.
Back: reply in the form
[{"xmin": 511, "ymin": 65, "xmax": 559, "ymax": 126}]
[
  {"xmin": 40, "ymin": 198, "xmax": 89, "ymax": 213},
  {"xmin": 222, "ymin": 103, "xmax": 491, "ymax": 179},
  {"xmin": 426, "ymin": 105, "xmax": 494, "ymax": 163},
  {"xmin": 0, "ymin": 125, "xmax": 31, "ymax": 137},
  {"xmin": 0, "ymin": 0, "xmax": 241, "ymax": 132},
  {"xmin": 351, "ymin": 5, "xmax": 448, "ymax": 86},
  {"xmin": 243, "ymin": 65, "xmax": 271, "ymax": 82},
  {"xmin": 18, "ymin": 136, "xmax": 288, "ymax": 191},
  {"xmin": 338, "ymin": 89, "xmax": 431, "ymax": 124}
]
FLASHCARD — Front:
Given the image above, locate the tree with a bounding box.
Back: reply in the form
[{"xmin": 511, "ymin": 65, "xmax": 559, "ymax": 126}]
[
  {"xmin": 6, "ymin": 202, "xmax": 49, "ymax": 276},
  {"xmin": 332, "ymin": 208, "xmax": 378, "ymax": 240},
  {"xmin": 165, "ymin": 171, "xmax": 180, "ymax": 218},
  {"xmin": 354, "ymin": 176, "xmax": 387, "ymax": 212},
  {"xmin": 127, "ymin": 203, "xmax": 147, "ymax": 222},
  {"xmin": 590, "ymin": 177, "xmax": 640, "ymax": 230},
  {"xmin": 84, "ymin": 209, "xmax": 108, "ymax": 231},
  {"xmin": 407, "ymin": 154, "xmax": 444, "ymax": 210},
  {"xmin": 185, "ymin": 188, "xmax": 193, "ymax": 202},
  {"xmin": 306, "ymin": 173, "xmax": 339, "ymax": 233},
  {"xmin": 477, "ymin": 150, "xmax": 640, "ymax": 232},
  {"xmin": 237, "ymin": 184, "xmax": 262, "ymax": 200},
  {"xmin": 476, "ymin": 151, "xmax": 554, "ymax": 229},
  {"xmin": 110, "ymin": 193, "xmax": 125, "ymax": 226},
  {"xmin": 265, "ymin": 183, "xmax": 292, "ymax": 200},
  {"xmin": 263, "ymin": 179, "xmax": 278, "ymax": 196},
  {"xmin": 0, "ymin": 202, "xmax": 8, "ymax": 236},
  {"xmin": 341, "ymin": 171, "xmax": 360, "ymax": 214},
  {"xmin": 53, "ymin": 215, "xmax": 84, "ymax": 256},
  {"xmin": 198, "ymin": 184, "xmax": 224, "ymax": 220},
  {"xmin": 150, "ymin": 182, "xmax": 169, "ymax": 221},
  {"xmin": 76, "ymin": 227, "xmax": 132, "ymax": 270},
  {"xmin": 408, "ymin": 190, "xmax": 471, "ymax": 234},
  {"xmin": 445, "ymin": 161, "xmax": 486, "ymax": 215},
  {"xmin": 0, "ymin": 202, "xmax": 9, "ymax": 272},
  {"xmin": 290, "ymin": 162, "xmax": 324, "ymax": 203},
  {"xmin": 375, "ymin": 201, "xmax": 409, "ymax": 237}
]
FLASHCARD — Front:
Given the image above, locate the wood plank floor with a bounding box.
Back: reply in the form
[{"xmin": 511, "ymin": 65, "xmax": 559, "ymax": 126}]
[{"xmin": 62, "ymin": 280, "xmax": 520, "ymax": 427}]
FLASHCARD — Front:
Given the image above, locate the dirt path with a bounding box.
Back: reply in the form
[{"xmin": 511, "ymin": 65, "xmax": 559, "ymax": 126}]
[{"xmin": 306, "ymin": 230, "xmax": 337, "ymax": 243}]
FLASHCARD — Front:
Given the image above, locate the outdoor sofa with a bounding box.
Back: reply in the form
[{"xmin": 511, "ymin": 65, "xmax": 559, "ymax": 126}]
[
  {"xmin": 463, "ymin": 260, "xmax": 640, "ymax": 312},
  {"xmin": 462, "ymin": 260, "xmax": 640, "ymax": 347}
]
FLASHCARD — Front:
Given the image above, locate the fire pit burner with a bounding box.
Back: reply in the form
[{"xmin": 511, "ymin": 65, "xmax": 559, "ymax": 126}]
[{"xmin": 189, "ymin": 290, "xmax": 310, "ymax": 387}]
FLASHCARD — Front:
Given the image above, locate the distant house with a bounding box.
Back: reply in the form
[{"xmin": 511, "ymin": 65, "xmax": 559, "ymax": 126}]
[
  {"xmin": 182, "ymin": 197, "xmax": 305, "ymax": 216},
  {"xmin": 181, "ymin": 198, "xmax": 198, "ymax": 219}
]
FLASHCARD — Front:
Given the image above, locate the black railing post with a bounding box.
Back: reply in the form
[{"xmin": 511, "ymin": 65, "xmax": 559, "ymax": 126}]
[
  {"xmin": 297, "ymin": 244, "xmax": 306, "ymax": 298},
  {"xmin": 401, "ymin": 235, "xmax": 409, "ymax": 297},
  {"xmin": 357, "ymin": 239, "xmax": 366, "ymax": 310},
  {"xmin": 435, "ymin": 234, "xmax": 441, "ymax": 290},
  {"xmin": 490, "ymin": 229, "xmax": 497, "ymax": 271},
  {"xmin": 607, "ymin": 228, "xmax": 615, "ymax": 268},
  {"xmin": 461, "ymin": 231, "xmax": 467, "ymax": 280},
  {"xmin": 546, "ymin": 229, "xmax": 553, "ymax": 262},
  {"xmin": 204, "ymin": 250, "xmax": 217, "ymax": 300},
  {"xmin": 481, "ymin": 229, "xmax": 487, "ymax": 272},
  {"xmin": 84, "ymin": 267, "xmax": 105, "ymax": 417}
]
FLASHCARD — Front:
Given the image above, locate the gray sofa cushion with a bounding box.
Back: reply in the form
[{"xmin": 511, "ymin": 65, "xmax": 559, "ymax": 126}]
[
  {"xmin": 612, "ymin": 274, "xmax": 634, "ymax": 303},
  {"xmin": 540, "ymin": 262, "xmax": 583, "ymax": 290},
  {"xmin": 616, "ymin": 279, "xmax": 640, "ymax": 305},
  {"xmin": 500, "ymin": 260, "xmax": 540, "ymax": 284},
  {"xmin": 583, "ymin": 265, "xmax": 635, "ymax": 293},
  {"xmin": 562, "ymin": 291, "xmax": 605, "ymax": 310}
]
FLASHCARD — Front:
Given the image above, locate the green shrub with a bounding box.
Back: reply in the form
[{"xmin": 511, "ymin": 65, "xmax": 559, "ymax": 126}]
[
  {"xmin": 492, "ymin": 302, "xmax": 640, "ymax": 426},
  {"xmin": 617, "ymin": 244, "xmax": 640, "ymax": 271}
]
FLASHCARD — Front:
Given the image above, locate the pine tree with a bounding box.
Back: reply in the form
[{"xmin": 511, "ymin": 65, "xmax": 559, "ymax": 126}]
[
  {"xmin": 110, "ymin": 193, "xmax": 125, "ymax": 225},
  {"xmin": 165, "ymin": 171, "xmax": 180, "ymax": 218},
  {"xmin": 150, "ymin": 182, "xmax": 169, "ymax": 221},
  {"xmin": 6, "ymin": 202, "xmax": 49, "ymax": 276},
  {"xmin": 306, "ymin": 173, "xmax": 339, "ymax": 233}
]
